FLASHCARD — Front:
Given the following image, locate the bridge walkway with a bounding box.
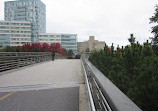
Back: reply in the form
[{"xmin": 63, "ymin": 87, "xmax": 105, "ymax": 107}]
[{"xmin": 0, "ymin": 59, "xmax": 89, "ymax": 111}]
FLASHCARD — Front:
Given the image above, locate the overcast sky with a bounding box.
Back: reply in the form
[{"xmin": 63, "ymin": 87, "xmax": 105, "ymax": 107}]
[{"xmin": 0, "ymin": 0, "xmax": 157, "ymax": 46}]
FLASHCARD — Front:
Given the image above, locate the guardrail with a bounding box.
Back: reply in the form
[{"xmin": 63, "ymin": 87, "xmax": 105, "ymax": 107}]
[
  {"xmin": 0, "ymin": 52, "xmax": 53, "ymax": 72},
  {"xmin": 82, "ymin": 54, "xmax": 142, "ymax": 111}
]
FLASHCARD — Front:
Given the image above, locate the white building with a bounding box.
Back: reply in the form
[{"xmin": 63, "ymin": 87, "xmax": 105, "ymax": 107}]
[
  {"xmin": 39, "ymin": 33, "xmax": 61, "ymax": 44},
  {"xmin": 39, "ymin": 33, "xmax": 77, "ymax": 53},
  {"xmin": 0, "ymin": 20, "xmax": 31, "ymax": 48},
  {"xmin": 1, "ymin": 0, "xmax": 77, "ymax": 52}
]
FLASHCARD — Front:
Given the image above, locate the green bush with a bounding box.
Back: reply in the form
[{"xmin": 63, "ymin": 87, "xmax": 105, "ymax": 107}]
[
  {"xmin": 4, "ymin": 46, "xmax": 22, "ymax": 52},
  {"xmin": 67, "ymin": 49, "xmax": 74, "ymax": 59}
]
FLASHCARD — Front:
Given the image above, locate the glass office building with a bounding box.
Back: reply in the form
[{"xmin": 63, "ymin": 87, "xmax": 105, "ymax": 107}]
[
  {"xmin": 0, "ymin": 20, "xmax": 31, "ymax": 48},
  {"xmin": 39, "ymin": 33, "xmax": 61, "ymax": 45},
  {"xmin": 5, "ymin": 0, "xmax": 46, "ymax": 43},
  {"xmin": 61, "ymin": 34, "xmax": 77, "ymax": 53},
  {"xmin": 39, "ymin": 33, "xmax": 77, "ymax": 53}
]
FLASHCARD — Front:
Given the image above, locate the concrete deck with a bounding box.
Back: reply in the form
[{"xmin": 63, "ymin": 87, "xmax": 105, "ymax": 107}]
[{"xmin": 0, "ymin": 59, "xmax": 89, "ymax": 111}]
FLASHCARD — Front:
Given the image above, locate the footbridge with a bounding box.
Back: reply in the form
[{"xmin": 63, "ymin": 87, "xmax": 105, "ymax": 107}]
[{"xmin": 0, "ymin": 52, "xmax": 142, "ymax": 111}]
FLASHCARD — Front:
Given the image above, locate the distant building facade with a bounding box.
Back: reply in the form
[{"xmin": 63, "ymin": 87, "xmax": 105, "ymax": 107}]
[
  {"xmin": 61, "ymin": 34, "xmax": 77, "ymax": 53},
  {"xmin": 0, "ymin": 21, "xmax": 77, "ymax": 52},
  {"xmin": 39, "ymin": 33, "xmax": 77, "ymax": 52},
  {"xmin": 39, "ymin": 33, "xmax": 61, "ymax": 44},
  {"xmin": 0, "ymin": 20, "xmax": 31, "ymax": 48},
  {"xmin": 1, "ymin": 0, "xmax": 77, "ymax": 52},
  {"xmin": 5, "ymin": 0, "xmax": 46, "ymax": 43},
  {"xmin": 77, "ymin": 36, "xmax": 105, "ymax": 53}
]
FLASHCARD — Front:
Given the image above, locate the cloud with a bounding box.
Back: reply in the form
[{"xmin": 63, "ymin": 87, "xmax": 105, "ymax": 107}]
[
  {"xmin": 45, "ymin": 0, "xmax": 157, "ymax": 46},
  {"xmin": 0, "ymin": 0, "xmax": 157, "ymax": 46}
]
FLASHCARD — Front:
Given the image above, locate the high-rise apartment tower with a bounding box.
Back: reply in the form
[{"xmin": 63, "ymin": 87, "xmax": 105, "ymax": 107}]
[{"xmin": 5, "ymin": 0, "xmax": 46, "ymax": 43}]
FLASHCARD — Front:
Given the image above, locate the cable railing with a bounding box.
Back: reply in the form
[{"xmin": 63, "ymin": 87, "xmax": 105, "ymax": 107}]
[{"xmin": 81, "ymin": 53, "xmax": 142, "ymax": 111}]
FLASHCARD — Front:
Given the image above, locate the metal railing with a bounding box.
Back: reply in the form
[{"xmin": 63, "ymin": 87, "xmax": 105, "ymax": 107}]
[
  {"xmin": 55, "ymin": 53, "xmax": 66, "ymax": 59},
  {"xmin": 0, "ymin": 52, "xmax": 52, "ymax": 72},
  {"xmin": 82, "ymin": 54, "xmax": 142, "ymax": 111},
  {"xmin": 82, "ymin": 60, "xmax": 96, "ymax": 111}
]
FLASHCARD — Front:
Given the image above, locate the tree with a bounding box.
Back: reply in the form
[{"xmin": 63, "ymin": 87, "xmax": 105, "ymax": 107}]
[
  {"xmin": 50, "ymin": 43, "xmax": 61, "ymax": 53},
  {"xmin": 150, "ymin": 5, "xmax": 158, "ymax": 55},
  {"xmin": 3, "ymin": 42, "xmax": 67, "ymax": 56},
  {"xmin": 21, "ymin": 44, "xmax": 32, "ymax": 52},
  {"xmin": 41, "ymin": 43, "xmax": 50, "ymax": 52},
  {"xmin": 128, "ymin": 34, "xmax": 135, "ymax": 46},
  {"xmin": 60, "ymin": 48, "xmax": 66, "ymax": 56},
  {"xmin": 4, "ymin": 46, "xmax": 22, "ymax": 52},
  {"xmin": 89, "ymin": 35, "xmax": 158, "ymax": 111},
  {"xmin": 31, "ymin": 43, "xmax": 42, "ymax": 52},
  {"xmin": 67, "ymin": 49, "xmax": 74, "ymax": 59}
]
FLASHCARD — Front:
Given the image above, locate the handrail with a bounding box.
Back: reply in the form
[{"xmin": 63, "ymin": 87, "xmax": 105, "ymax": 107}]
[
  {"xmin": 54, "ymin": 53, "xmax": 66, "ymax": 59},
  {"xmin": 82, "ymin": 54, "xmax": 142, "ymax": 111},
  {"xmin": 0, "ymin": 52, "xmax": 52, "ymax": 72},
  {"xmin": 0, "ymin": 52, "xmax": 65, "ymax": 73},
  {"xmin": 81, "ymin": 61, "xmax": 96, "ymax": 111}
]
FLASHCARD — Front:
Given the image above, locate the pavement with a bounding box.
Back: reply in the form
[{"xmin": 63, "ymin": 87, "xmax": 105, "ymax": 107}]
[
  {"xmin": 0, "ymin": 87, "xmax": 79, "ymax": 111},
  {"xmin": 0, "ymin": 59, "xmax": 89, "ymax": 111}
]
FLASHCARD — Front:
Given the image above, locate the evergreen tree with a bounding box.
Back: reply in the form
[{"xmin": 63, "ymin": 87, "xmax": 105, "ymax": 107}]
[
  {"xmin": 150, "ymin": 5, "xmax": 158, "ymax": 55},
  {"xmin": 89, "ymin": 35, "xmax": 158, "ymax": 111},
  {"xmin": 128, "ymin": 34, "xmax": 135, "ymax": 46},
  {"xmin": 67, "ymin": 50, "xmax": 74, "ymax": 59}
]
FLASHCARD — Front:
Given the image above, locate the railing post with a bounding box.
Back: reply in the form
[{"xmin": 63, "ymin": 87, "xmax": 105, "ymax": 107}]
[{"xmin": 17, "ymin": 53, "xmax": 20, "ymax": 68}]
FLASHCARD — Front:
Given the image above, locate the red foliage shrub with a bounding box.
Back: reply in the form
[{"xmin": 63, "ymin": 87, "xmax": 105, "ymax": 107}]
[
  {"xmin": 21, "ymin": 44, "xmax": 32, "ymax": 52},
  {"xmin": 31, "ymin": 43, "xmax": 42, "ymax": 52},
  {"xmin": 41, "ymin": 43, "xmax": 50, "ymax": 52},
  {"xmin": 50, "ymin": 43, "xmax": 61, "ymax": 53},
  {"xmin": 21, "ymin": 42, "xmax": 66, "ymax": 56},
  {"xmin": 60, "ymin": 48, "xmax": 66, "ymax": 56}
]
